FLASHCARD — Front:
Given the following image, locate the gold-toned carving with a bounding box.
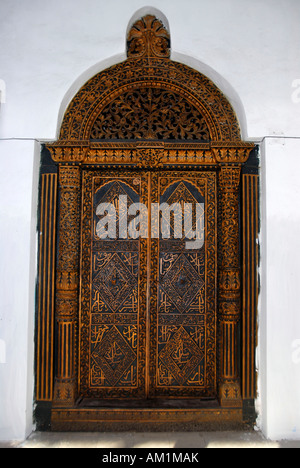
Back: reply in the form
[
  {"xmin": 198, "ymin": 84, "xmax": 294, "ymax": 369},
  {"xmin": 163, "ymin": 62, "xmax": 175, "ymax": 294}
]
[
  {"xmin": 53, "ymin": 379, "xmax": 76, "ymax": 408},
  {"xmin": 148, "ymin": 172, "xmax": 217, "ymax": 398},
  {"xmin": 53, "ymin": 165, "xmax": 81, "ymax": 407},
  {"xmin": 136, "ymin": 147, "xmax": 164, "ymax": 168},
  {"xmin": 46, "ymin": 141, "xmax": 254, "ymax": 166},
  {"xmin": 37, "ymin": 14, "xmax": 258, "ymax": 429},
  {"xmin": 219, "ymin": 164, "xmax": 242, "ymax": 192},
  {"xmin": 36, "ymin": 173, "xmax": 57, "ymax": 402},
  {"xmin": 127, "ymin": 15, "xmax": 170, "ymax": 59},
  {"xmin": 217, "ymin": 163, "xmax": 243, "ymax": 405},
  {"xmin": 56, "ymin": 271, "xmax": 79, "ymax": 321},
  {"xmin": 80, "ymin": 170, "xmax": 148, "ymax": 399},
  {"xmin": 47, "ymin": 142, "xmax": 89, "ymax": 163},
  {"xmin": 55, "ymin": 10, "xmax": 243, "ymax": 144},
  {"xmin": 242, "ymin": 173, "xmax": 259, "ymax": 400},
  {"xmin": 58, "ymin": 61, "xmax": 241, "ymax": 141},
  {"xmin": 220, "ymin": 269, "xmax": 241, "ymax": 292},
  {"xmin": 212, "ymin": 143, "xmax": 254, "ymax": 163},
  {"xmin": 219, "ymin": 301, "xmax": 241, "ymax": 318},
  {"xmin": 56, "ymin": 270, "xmax": 79, "ymax": 291},
  {"xmin": 219, "ymin": 381, "xmax": 242, "ymax": 408},
  {"xmin": 51, "ymin": 407, "xmax": 244, "ymax": 432},
  {"xmin": 90, "ymin": 86, "xmax": 210, "ymax": 141}
]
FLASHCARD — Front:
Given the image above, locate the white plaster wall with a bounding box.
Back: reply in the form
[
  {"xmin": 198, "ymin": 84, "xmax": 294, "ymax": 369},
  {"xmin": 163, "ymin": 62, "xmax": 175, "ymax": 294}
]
[
  {"xmin": 259, "ymin": 137, "xmax": 300, "ymax": 440},
  {"xmin": 0, "ymin": 0, "xmax": 299, "ymax": 141},
  {"xmin": 0, "ymin": 0, "xmax": 299, "ymax": 441},
  {"xmin": 0, "ymin": 140, "xmax": 39, "ymax": 441}
]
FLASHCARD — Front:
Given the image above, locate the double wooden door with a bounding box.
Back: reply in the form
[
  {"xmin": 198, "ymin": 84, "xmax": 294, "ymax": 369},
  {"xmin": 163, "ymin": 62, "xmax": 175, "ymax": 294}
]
[{"xmin": 79, "ymin": 169, "xmax": 217, "ymax": 401}]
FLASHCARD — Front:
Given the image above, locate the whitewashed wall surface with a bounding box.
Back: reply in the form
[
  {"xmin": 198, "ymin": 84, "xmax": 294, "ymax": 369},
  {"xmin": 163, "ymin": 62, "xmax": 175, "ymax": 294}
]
[{"xmin": 0, "ymin": 0, "xmax": 300, "ymax": 441}]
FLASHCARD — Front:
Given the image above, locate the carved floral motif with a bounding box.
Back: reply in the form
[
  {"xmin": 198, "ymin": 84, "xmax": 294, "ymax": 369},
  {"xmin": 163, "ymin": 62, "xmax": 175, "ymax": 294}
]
[
  {"xmin": 127, "ymin": 15, "xmax": 170, "ymax": 59},
  {"xmin": 90, "ymin": 86, "xmax": 210, "ymax": 141}
]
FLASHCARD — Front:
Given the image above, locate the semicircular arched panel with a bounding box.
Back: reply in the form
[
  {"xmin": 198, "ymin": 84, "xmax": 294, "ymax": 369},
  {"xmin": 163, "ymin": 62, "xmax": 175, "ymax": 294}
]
[
  {"xmin": 59, "ymin": 58, "xmax": 241, "ymax": 142},
  {"xmin": 58, "ymin": 15, "xmax": 241, "ymax": 143},
  {"xmin": 89, "ymin": 85, "xmax": 211, "ymax": 141}
]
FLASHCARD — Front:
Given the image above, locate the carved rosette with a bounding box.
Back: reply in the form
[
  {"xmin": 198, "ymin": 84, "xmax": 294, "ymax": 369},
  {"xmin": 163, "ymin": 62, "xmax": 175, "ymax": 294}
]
[{"xmin": 136, "ymin": 147, "xmax": 164, "ymax": 168}]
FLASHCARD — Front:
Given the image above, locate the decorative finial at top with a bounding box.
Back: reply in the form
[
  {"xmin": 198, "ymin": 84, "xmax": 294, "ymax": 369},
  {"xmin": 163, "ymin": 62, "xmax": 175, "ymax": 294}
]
[{"xmin": 127, "ymin": 15, "xmax": 170, "ymax": 59}]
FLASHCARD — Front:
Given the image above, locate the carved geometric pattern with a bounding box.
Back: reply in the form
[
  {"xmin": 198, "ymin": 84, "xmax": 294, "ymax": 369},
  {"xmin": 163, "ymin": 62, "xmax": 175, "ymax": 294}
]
[
  {"xmin": 164, "ymin": 180, "xmax": 200, "ymax": 205},
  {"xmin": 93, "ymin": 253, "xmax": 137, "ymax": 313},
  {"xmin": 160, "ymin": 254, "xmax": 204, "ymax": 314},
  {"xmin": 91, "ymin": 325, "xmax": 136, "ymax": 387},
  {"xmin": 159, "ymin": 327, "xmax": 204, "ymax": 386}
]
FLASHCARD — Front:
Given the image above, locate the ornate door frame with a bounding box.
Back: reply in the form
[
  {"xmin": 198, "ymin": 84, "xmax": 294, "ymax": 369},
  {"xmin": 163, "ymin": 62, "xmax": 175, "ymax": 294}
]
[{"xmin": 35, "ymin": 15, "xmax": 259, "ymax": 430}]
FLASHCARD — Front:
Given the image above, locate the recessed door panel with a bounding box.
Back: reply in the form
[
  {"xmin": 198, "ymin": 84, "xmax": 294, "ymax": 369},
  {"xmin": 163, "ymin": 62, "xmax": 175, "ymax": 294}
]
[
  {"xmin": 79, "ymin": 170, "xmax": 217, "ymax": 401},
  {"xmin": 149, "ymin": 172, "xmax": 217, "ymax": 398},
  {"xmin": 79, "ymin": 171, "xmax": 148, "ymax": 399}
]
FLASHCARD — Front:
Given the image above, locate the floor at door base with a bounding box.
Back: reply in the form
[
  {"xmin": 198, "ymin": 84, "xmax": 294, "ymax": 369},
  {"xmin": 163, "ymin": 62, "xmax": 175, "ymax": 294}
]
[
  {"xmin": 76, "ymin": 398, "xmax": 220, "ymax": 409},
  {"xmin": 51, "ymin": 401, "xmax": 245, "ymax": 432}
]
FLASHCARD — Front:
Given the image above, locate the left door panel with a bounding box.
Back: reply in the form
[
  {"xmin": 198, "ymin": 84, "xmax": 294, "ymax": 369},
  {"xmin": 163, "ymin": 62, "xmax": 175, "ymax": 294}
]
[{"xmin": 79, "ymin": 170, "xmax": 148, "ymax": 400}]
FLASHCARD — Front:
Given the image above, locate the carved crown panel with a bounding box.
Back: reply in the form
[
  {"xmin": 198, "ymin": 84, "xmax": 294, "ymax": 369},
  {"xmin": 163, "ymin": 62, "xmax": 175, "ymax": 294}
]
[
  {"xmin": 127, "ymin": 15, "xmax": 171, "ymax": 59},
  {"xmin": 56, "ymin": 14, "xmax": 243, "ymax": 143}
]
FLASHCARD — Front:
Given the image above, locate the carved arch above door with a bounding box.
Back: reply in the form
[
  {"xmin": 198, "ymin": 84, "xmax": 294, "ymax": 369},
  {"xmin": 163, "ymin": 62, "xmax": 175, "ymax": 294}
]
[
  {"xmin": 36, "ymin": 13, "xmax": 259, "ymax": 431},
  {"xmin": 58, "ymin": 15, "xmax": 240, "ymax": 143},
  {"xmin": 48, "ymin": 14, "xmax": 252, "ymax": 166}
]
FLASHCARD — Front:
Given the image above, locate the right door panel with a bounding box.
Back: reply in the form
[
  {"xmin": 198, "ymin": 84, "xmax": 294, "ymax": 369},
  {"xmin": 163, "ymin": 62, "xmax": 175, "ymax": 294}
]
[{"xmin": 149, "ymin": 172, "xmax": 218, "ymax": 399}]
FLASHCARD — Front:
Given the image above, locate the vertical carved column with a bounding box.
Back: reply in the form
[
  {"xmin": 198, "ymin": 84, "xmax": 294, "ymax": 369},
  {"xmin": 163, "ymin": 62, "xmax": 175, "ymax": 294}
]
[
  {"xmin": 53, "ymin": 165, "xmax": 81, "ymax": 407},
  {"xmin": 36, "ymin": 165, "xmax": 57, "ymax": 402},
  {"xmin": 241, "ymin": 149, "xmax": 259, "ymax": 416},
  {"xmin": 218, "ymin": 165, "xmax": 242, "ymax": 407}
]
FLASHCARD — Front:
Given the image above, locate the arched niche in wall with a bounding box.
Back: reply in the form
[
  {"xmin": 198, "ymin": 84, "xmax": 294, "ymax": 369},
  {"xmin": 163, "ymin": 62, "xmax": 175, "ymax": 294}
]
[{"xmin": 35, "ymin": 12, "xmax": 259, "ymax": 431}]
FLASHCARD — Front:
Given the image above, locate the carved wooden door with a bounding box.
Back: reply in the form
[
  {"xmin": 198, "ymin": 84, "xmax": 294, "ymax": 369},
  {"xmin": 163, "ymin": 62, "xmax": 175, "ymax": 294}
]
[
  {"xmin": 35, "ymin": 14, "xmax": 258, "ymax": 430},
  {"xmin": 80, "ymin": 170, "xmax": 149, "ymax": 399},
  {"xmin": 79, "ymin": 169, "xmax": 217, "ymax": 401},
  {"xmin": 148, "ymin": 172, "xmax": 217, "ymax": 399}
]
